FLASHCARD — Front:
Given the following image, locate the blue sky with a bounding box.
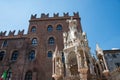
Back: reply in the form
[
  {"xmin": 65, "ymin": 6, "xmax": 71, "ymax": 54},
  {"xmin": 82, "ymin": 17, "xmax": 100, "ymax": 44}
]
[{"xmin": 0, "ymin": 0, "xmax": 120, "ymax": 54}]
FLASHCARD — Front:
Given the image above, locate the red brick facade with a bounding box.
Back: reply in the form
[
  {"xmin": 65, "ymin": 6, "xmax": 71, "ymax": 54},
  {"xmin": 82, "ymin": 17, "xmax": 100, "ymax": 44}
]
[{"xmin": 0, "ymin": 12, "xmax": 82, "ymax": 80}]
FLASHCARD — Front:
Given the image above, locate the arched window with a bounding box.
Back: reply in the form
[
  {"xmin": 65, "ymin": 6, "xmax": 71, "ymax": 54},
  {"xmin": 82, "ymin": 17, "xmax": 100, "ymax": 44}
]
[
  {"xmin": 0, "ymin": 51, "xmax": 5, "ymax": 61},
  {"xmin": 25, "ymin": 71, "xmax": 32, "ymax": 80},
  {"xmin": 28, "ymin": 50, "xmax": 35, "ymax": 61},
  {"xmin": 48, "ymin": 51, "xmax": 52, "ymax": 57},
  {"xmin": 48, "ymin": 37, "xmax": 55, "ymax": 45},
  {"xmin": 31, "ymin": 26, "xmax": 36, "ymax": 32},
  {"xmin": 32, "ymin": 38, "xmax": 38, "ymax": 45},
  {"xmin": 11, "ymin": 51, "xmax": 18, "ymax": 61},
  {"xmin": 56, "ymin": 24, "xmax": 62, "ymax": 31},
  {"xmin": 47, "ymin": 25, "xmax": 53, "ymax": 32},
  {"xmin": 2, "ymin": 40, "xmax": 8, "ymax": 47}
]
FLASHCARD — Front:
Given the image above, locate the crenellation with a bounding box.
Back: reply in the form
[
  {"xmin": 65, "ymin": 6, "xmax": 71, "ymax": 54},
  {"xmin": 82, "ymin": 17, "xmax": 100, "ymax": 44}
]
[
  {"xmin": 41, "ymin": 13, "xmax": 49, "ymax": 18},
  {"xmin": 63, "ymin": 12, "xmax": 69, "ymax": 17},
  {"xmin": 30, "ymin": 12, "xmax": 80, "ymax": 20},
  {"xmin": 0, "ymin": 30, "xmax": 26, "ymax": 39},
  {"xmin": 0, "ymin": 31, "xmax": 7, "ymax": 36},
  {"xmin": 8, "ymin": 30, "xmax": 15, "ymax": 36},
  {"xmin": 73, "ymin": 12, "xmax": 79, "ymax": 17},
  {"xmin": 31, "ymin": 14, "xmax": 37, "ymax": 19},
  {"xmin": 18, "ymin": 29, "xmax": 24, "ymax": 35},
  {"xmin": 0, "ymin": 12, "xmax": 118, "ymax": 80},
  {"xmin": 53, "ymin": 13, "xmax": 59, "ymax": 17}
]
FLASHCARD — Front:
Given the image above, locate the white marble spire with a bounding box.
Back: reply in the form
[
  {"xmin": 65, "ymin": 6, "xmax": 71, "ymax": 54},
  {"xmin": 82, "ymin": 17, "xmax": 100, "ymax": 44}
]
[{"xmin": 96, "ymin": 43, "xmax": 103, "ymax": 55}]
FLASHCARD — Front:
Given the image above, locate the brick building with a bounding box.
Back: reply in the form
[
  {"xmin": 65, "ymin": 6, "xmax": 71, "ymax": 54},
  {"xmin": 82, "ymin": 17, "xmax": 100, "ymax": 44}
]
[
  {"xmin": 96, "ymin": 44, "xmax": 120, "ymax": 80},
  {"xmin": 1, "ymin": 12, "xmax": 119, "ymax": 80},
  {"xmin": 0, "ymin": 12, "xmax": 83, "ymax": 80}
]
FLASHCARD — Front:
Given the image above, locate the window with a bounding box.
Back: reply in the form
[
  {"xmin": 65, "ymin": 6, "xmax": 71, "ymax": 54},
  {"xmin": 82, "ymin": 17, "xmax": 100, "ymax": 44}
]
[
  {"xmin": 11, "ymin": 51, "xmax": 18, "ymax": 61},
  {"xmin": 6, "ymin": 69, "xmax": 12, "ymax": 80},
  {"xmin": 48, "ymin": 37, "xmax": 55, "ymax": 45},
  {"xmin": 112, "ymin": 54, "xmax": 117, "ymax": 58},
  {"xmin": 115, "ymin": 63, "xmax": 120, "ymax": 68},
  {"xmin": 32, "ymin": 38, "xmax": 38, "ymax": 45},
  {"xmin": 0, "ymin": 51, "xmax": 5, "ymax": 61},
  {"xmin": 28, "ymin": 50, "xmax": 35, "ymax": 61},
  {"xmin": 47, "ymin": 25, "xmax": 53, "ymax": 32},
  {"xmin": 48, "ymin": 51, "xmax": 52, "ymax": 57},
  {"xmin": 2, "ymin": 40, "xmax": 8, "ymax": 47},
  {"xmin": 56, "ymin": 24, "xmax": 62, "ymax": 31},
  {"xmin": 25, "ymin": 71, "xmax": 32, "ymax": 80},
  {"xmin": 31, "ymin": 26, "xmax": 36, "ymax": 32}
]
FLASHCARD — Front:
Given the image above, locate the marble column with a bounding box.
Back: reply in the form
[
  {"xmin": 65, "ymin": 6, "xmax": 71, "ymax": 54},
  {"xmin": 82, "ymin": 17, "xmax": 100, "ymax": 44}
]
[
  {"xmin": 102, "ymin": 56, "xmax": 108, "ymax": 70},
  {"xmin": 64, "ymin": 54, "xmax": 70, "ymax": 76}
]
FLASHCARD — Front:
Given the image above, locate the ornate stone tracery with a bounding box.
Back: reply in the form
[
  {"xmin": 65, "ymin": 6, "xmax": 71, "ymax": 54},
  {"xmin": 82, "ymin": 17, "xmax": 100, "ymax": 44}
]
[{"xmin": 52, "ymin": 17, "xmax": 96, "ymax": 80}]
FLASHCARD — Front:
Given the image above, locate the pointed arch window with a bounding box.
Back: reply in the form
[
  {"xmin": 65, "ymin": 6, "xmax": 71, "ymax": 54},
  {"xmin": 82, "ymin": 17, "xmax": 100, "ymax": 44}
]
[
  {"xmin": 25, "ymin": 71, "xmax": 32, "ymax": 80},
  {"xmin": 47, "ymin": 25, "xmax": 53, "ymax": 32},
  {"xmin": 0, "ymin": 51, "xmax": 5, "ymax": 61},
  {"xmin": 2, "ymin": 40, "xmax": 8, "ymax": 47},
  {"xmin": 11, "ymin": 51, "xmax": 18, "ymax": 61},
  {"xmin": 32, "ymin": 38, "xmax": 38, "ymax": 45},
  {"xmin": 48, "ymin": 37, "xmax": 55, "ymax": 45},
  {"xmin": 31, "ymin": 26, "xmax": 36, "ymax": 32},
  {"xmin": 48, "ymin": 51, "xmax": 52, "ymax": 57},
  {"xmin": 56, "ymin": 24, "xmax": 62, "ymax": 31},
  {"xmin": 28, "ymin": 50, "xmax": 35, "ymax": 61}
]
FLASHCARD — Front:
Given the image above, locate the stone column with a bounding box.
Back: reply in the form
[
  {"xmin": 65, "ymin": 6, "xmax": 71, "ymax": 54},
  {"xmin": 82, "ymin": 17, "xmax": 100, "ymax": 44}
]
[
  {"xmin": 102, "ymin": 56, "xmax": 108, "ymax": 70},
  {"xmin": 77, "ymin": 54, "xmax": 80, "ymax": 69},
  {"xmin": 79, "ymin": 68, "xmax": 88, "ymax": 80},
  {"xmin": 64, "ymin": 53, "xmax": 70, "ymax": 76},
  {"xmin": 77, "ymin": 54, "xmax": 83, "ymax": 72},
  {"xmin": 75, "ymin": 46, "xmax": 82, "ymax": 71},
  {"xmin": 102, "ymin": 56, "xmax": 110, "ymax": 80},
  {"xmin": 52, "ymin": 59, "xmax": 55, "ymax": 75},
  {"xmin": 78, "ymin": 49, "xmax": 89, "ymax": 80},
  {"xmin": 83, "ymin": 49, "xmax": 88, "ymax": 68}
]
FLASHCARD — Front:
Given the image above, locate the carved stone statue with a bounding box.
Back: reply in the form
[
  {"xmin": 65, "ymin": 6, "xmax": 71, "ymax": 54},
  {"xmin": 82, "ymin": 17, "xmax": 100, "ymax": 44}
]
[
  {"xmin": 66, "ymin": 17, "xmax": 78, "ymax": 42},
  {"xmin": 55, "ymin": 58, "xmax": 63, "ymax": 76},
  {"xmin": 67, "ymin": 17, "xmax": 77, "ymax": 29}
]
